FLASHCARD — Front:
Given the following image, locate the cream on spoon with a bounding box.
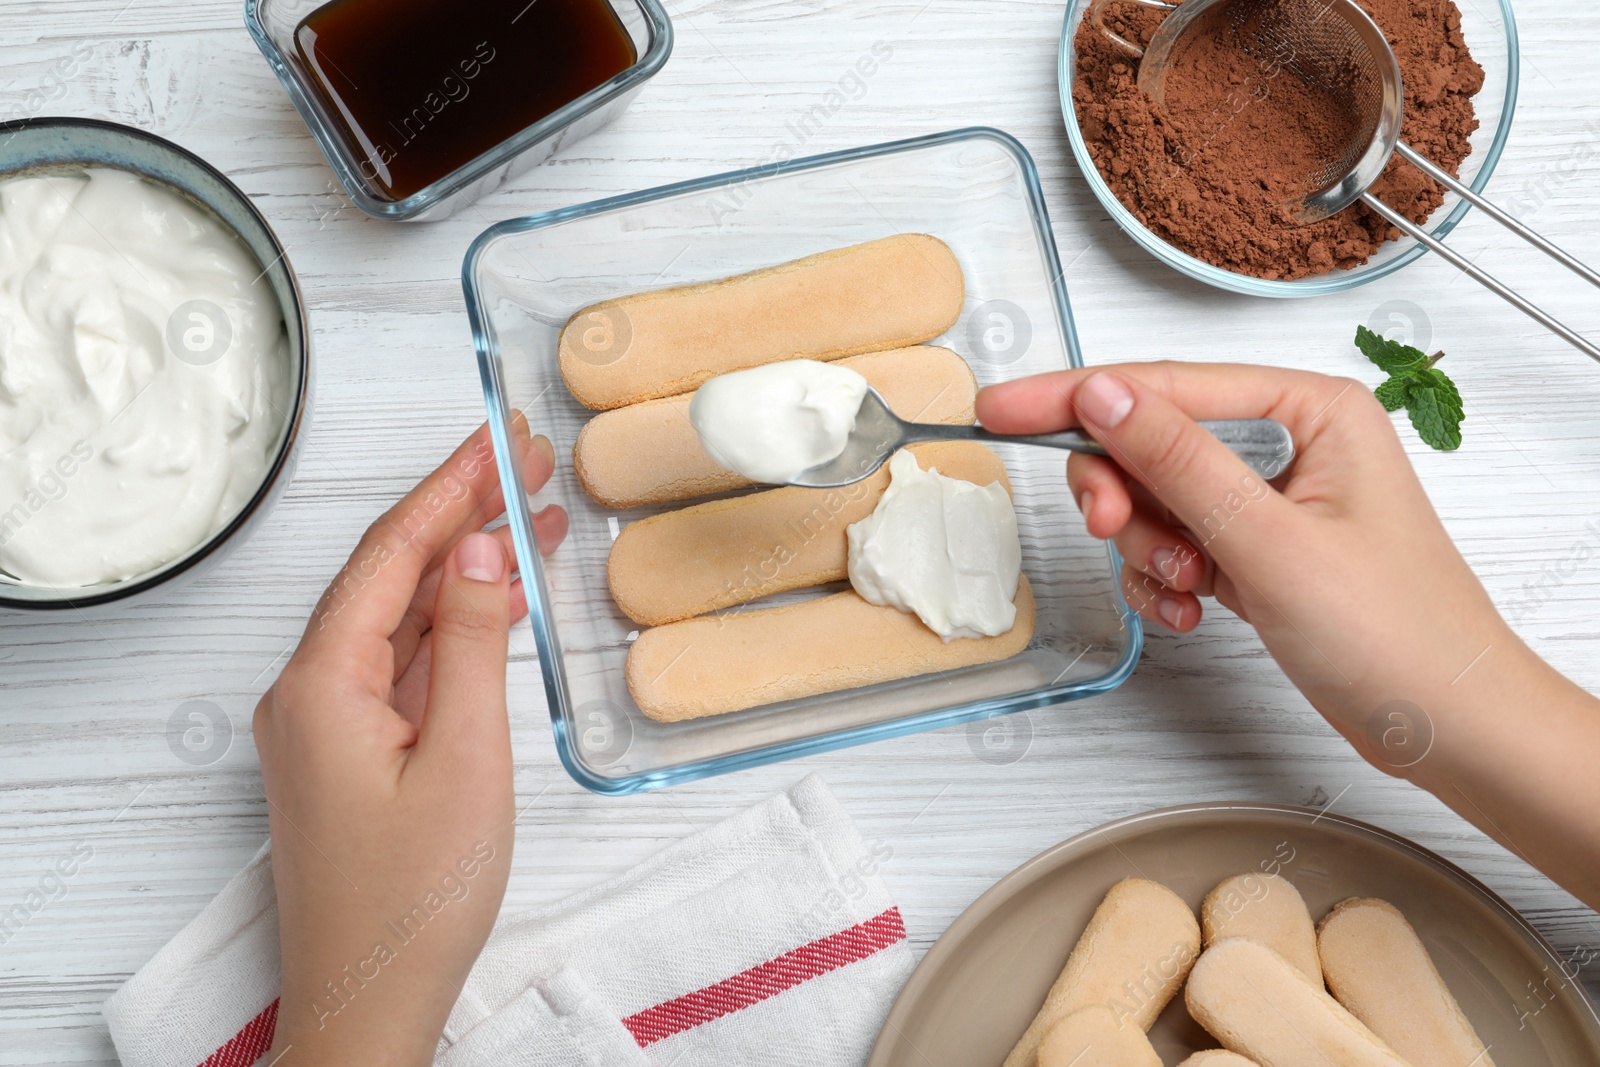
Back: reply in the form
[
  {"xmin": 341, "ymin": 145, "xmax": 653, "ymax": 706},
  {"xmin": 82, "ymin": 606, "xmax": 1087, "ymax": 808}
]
[{"xmin": 688, "ymin": 358, "xmax": 868, "ymax": 484}]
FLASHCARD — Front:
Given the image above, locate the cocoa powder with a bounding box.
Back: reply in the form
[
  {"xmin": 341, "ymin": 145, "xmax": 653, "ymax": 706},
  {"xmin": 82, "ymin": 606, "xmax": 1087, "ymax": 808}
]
[{"xmin": 1072, "ymin": 0, "xmax": 1484, "ymax": 280}]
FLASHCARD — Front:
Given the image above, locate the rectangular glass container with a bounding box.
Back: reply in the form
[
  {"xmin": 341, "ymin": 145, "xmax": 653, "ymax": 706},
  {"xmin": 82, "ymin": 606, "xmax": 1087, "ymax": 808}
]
[
  {"xmin": 464, "ymin": 128, "xmax": 1141, "ymax": 793},
  {"xmin": 244, "ymin": 0, "xmax": 671, "ymax": 221}
]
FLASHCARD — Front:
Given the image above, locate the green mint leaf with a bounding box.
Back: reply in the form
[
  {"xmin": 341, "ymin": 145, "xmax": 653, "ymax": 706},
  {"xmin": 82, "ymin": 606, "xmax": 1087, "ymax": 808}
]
[
  {"xmin": 1406, "ymin": 380, "xmax": 1463, "ymax": 451},
  {"xmin": 1354, "ymin": 324, "xmax": 1464, "ymax": 451},
  {"xmin": 1422, "ymin": 366, "xmax": 1463, "ymax": 424},
  {"xmin": 1374, "ymin": 375, "xmax": 1410, "ymax": 412},
  {"xmin": 1354, "ymin": 325, "xmax": 1429, "ymax": 375}
]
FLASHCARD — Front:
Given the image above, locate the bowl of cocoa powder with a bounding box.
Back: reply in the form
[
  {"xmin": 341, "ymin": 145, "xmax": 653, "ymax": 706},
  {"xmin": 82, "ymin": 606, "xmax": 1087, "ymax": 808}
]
[{"xmin": 1058, "ymin": 0, "xmax": 1518, "ymax": 294}]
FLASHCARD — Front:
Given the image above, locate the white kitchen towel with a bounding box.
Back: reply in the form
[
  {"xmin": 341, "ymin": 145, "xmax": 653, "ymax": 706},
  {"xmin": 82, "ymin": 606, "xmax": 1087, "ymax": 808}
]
[
  {"xmin": 103, "ymin": 776, "xmax": 911, "ymax": 1067},
  {"xmin": 101, "ymin": 840, "xmax": 281, "ymax": 1067}
]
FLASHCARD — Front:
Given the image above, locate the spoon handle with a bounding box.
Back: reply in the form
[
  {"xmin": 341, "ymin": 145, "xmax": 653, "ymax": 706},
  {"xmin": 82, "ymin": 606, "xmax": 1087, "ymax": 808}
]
[{"xmin": 901, "ymin": 418, "xmax": 1295, "ymax": 479}]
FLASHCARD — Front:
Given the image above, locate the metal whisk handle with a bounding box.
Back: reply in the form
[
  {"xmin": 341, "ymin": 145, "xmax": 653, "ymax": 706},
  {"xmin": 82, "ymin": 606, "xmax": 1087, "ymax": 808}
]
[
  {"xmin": 1360, "ymin": 192, "xmax": 1600, "ymax": 364},
  {"xmin": 1393, "ymin": 143, "xmax": 1600, "ymax": 293}
]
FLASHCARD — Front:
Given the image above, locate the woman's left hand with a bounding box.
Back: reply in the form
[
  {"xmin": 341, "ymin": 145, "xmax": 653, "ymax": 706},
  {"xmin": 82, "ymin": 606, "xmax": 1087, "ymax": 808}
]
[{"xmin": 255, "ymin": 416, "xmax": 566, "ymax": 1067}]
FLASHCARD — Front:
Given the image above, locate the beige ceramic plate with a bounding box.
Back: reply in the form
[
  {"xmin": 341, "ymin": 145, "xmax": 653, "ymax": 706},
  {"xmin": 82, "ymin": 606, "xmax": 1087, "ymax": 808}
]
[{"xmin": 868, "ymin": 803, "xmax": 1600, "ymax": 1066}]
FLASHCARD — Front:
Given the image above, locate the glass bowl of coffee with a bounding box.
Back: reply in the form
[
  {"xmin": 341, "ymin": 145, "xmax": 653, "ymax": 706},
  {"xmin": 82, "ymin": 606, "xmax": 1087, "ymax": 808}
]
[
  {"xmin": 246, "ymin": 0, "xmax": 672, "ymax": 222},
  {"xmin": 1056, "ymin": 0, "xmax": 1518, "ymax": 297}
]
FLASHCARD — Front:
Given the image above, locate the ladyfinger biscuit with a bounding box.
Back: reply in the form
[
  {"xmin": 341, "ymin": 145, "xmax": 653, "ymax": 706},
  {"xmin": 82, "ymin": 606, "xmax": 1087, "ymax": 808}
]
[
  {"xmin": 1001, "ymin": 878, "xmax": 1201, "ymax": 1067},
  {"xmin": 1185, "ymin": 938, "xmax": 1410, "ymax": 1067},
  {"xmin": 1036, "ymin": 1006, "xmax": 1162, "ymax": 1067},
  {"xmin": 1318, "ymin": 898, "xmax": 1494, "ymax": 1067},
  {"xmin": 1201, "ymin": 874, "xmax": 1320, "ymax": 983},
  {"xmin": 1178, "ymin": 1053, "xmax": 1261, "ymax": 1067},
  {"xmin": 573, "ymin": 345, "xmax": 978, "ymax": 508},
  {"xmin": 626, "ymin": 577, "xmax": 1033, "ymax": 721},
  {"xmin": 558, "ymin": 234, "xmax": 964, "ymax": 409},
  {"xmin": 607, "ymin": 441, "xmax": 1009, "ymax": 626}
]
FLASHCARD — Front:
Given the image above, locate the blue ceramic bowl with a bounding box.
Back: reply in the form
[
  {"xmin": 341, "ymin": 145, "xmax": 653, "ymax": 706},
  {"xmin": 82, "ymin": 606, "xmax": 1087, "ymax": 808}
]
[{"xmin": 0, "ymin": 118, "xmax": 311, "ymax": 611}]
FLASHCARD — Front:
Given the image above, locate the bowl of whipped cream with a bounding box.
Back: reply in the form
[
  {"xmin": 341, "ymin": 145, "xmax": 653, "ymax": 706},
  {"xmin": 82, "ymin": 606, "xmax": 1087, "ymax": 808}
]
[{"xmin": 0, "ymin": 118, "xmax": 310, "ymax": 609}]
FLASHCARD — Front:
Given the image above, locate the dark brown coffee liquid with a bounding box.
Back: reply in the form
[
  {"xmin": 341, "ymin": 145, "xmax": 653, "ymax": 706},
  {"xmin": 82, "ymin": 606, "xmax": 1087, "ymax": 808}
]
[{"xmin": 295, "ymin": 0, "xmax": 638, "ymax": 201}]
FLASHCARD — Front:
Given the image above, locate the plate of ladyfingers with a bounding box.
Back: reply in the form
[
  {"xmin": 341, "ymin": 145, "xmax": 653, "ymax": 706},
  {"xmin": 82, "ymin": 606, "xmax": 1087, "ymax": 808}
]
[
  {"xmin": 868, "ymin": 803, "xmax": 1600, "ymax": 1067},
  {"xmin": 464, "ymin": 128, "xmax": 1141, "ymax": 793}
]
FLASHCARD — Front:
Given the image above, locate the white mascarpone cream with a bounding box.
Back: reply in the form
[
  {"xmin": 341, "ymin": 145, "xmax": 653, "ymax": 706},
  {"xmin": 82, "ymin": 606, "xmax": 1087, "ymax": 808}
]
[
  {"xmin": 0, "ymin": 168, "xmax": 290, "ymax": 587},
  {"xmin": 846, "ymin": 449, "xmax": 1022, "ymax": 641},
  {"xmin": 688, "ymin": 358, "xmax": 868, "ymax": 483}
]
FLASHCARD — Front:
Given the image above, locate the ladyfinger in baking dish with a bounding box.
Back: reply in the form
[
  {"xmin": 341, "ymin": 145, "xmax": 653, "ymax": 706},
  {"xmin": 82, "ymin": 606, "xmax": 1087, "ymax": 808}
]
[
  {"xmin": 626, "ymin": 577, "xmax": 1035, "ymax": 721},
  {"xmin": 606, "ymin": 441, "xmax": 1008, "ymax": 626},
  {"xmin": 573, "ymin": 344, "xmax": 977, "ymax": 509},
  {"xmin": 557, "ymin": 233, "xmax": 964, "ymax": 409}
]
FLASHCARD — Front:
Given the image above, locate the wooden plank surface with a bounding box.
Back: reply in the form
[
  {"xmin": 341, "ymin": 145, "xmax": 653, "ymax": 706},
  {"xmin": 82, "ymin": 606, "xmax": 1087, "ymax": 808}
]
[{"xmin": 3, "ymin": 0, "xmax": 1599, "ymax": 1062}]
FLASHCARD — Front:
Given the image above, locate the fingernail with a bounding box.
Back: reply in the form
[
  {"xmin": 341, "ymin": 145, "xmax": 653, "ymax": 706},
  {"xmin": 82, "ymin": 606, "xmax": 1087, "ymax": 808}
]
[
  {"xmin": 1151, "ymin": 546, "xmax": 1179, "ymax": 582},
  {"xmin": 1077, "ymin": 373, "xmax": 1135, "ymax": 430},
  {"xmin": 1078, "ymin": 489, "xmax": 1095, "ymax": 520},
  {"xmin": 510, "ymin": 409, "xmax": 530, "ymax": 439},
  {"xmin": 1157, "ymin": 595, "xmax": 1184, "ymax": 630},
  {"xmin": 531, "ymin": 433, "xmax": 555, "ymax": 467},
  {"xmin": 458, "ymin": 532, "xmax": 505, "ymax": 583}
]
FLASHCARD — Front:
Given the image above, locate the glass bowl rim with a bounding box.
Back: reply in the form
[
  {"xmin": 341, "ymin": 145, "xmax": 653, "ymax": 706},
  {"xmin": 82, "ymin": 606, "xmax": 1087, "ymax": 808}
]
[
  {"xmin": 0, "ymin": 116, "xmax": 311, "ymax": 612},
  {"xmin": 1055, "ymin": 0, "xmax": 1522, "ymax": 297},
  {"xmin": 243, "ymin": 0, "xmax": 675, "ymax": 221},
  {"xmin": 462, "ymin": 127, "xmax": 1144, "ymax": 794}
]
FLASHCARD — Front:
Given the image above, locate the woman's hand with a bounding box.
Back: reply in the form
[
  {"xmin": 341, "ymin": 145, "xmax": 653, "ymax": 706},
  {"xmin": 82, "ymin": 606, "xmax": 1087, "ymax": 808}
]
[
  {"xmin": 979, "ymin": 361, "xmax": 1502, "ymax": 743},
  {"xmin": 978, "ymin": 363, "xmax": 1600, "ymax": 907},
  {"xmin": 255, "ymin": 416, "xmax": 567, "ymax": 1066}
]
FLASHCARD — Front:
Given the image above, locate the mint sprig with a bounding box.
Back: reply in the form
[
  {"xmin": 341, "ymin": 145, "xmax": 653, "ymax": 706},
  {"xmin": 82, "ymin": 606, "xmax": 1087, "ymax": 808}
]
[{"xmin": 1354, "ymin": 325, "xmax": 1464, "ymax": 451}]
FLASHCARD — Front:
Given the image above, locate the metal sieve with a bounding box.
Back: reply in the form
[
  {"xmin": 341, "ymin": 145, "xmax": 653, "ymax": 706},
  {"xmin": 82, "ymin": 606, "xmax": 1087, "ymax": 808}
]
[{"xmin": 1089, "ymin": 0, "xmax": 1600, "ymax": 362}]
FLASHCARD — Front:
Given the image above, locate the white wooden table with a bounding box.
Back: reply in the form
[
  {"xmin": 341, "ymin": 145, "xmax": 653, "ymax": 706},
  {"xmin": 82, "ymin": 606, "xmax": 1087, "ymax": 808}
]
[{"xmin": 4, "ymin": 1, "xmax": 1599, "ymax": 1062}]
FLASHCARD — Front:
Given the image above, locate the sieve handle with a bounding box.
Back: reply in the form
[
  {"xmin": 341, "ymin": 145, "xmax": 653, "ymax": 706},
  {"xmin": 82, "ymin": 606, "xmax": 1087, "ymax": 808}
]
[
  {"xmin": 1087, "ymin": 0, "xmax": 1178, "ymax": 57},
  {"xmin": 1361, "ymin": 192, "xmax": 1600, "ymax": 364},
  {"xmin": 1395, "ymin": 142, "xmax": 1600, "ymax": 293}
]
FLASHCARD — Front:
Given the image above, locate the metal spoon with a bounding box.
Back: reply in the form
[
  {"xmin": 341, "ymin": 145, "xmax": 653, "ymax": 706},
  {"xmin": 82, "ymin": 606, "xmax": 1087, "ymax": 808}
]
[{"xmin": 783, "ymin": 387, "xmax": 1295, "ymax": 488}]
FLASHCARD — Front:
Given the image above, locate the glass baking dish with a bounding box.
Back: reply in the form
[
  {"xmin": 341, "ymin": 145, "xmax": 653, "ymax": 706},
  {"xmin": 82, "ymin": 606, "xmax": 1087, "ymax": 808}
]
[
  {"xmin": 464, "ymin": 128, "xmax": 1142, "ymax": 794},
  {"xmin": 244, "ymin": 0, "xmax": 672, "ymax": 222}
]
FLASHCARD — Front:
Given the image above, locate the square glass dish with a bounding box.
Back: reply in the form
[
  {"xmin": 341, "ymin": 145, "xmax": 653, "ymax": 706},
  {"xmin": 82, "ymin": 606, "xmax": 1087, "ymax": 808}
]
[
  {"xmin": 464, "ymin": 128, "xmax": 1142, "ymax": 793},
  {"xmin": 244, "ymin": 0, "xmax": 672, "ymax": 222}
]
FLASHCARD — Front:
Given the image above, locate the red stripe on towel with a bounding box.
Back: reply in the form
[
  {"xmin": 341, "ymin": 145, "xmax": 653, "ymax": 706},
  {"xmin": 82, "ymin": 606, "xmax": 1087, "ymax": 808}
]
[
  {"xmin": 198, "ymin": 997, "xmax": 278, "ymax": 1067},
  {"xmin": 622, "ymin": 907, "xmax": 906, "ymax": 1047}
]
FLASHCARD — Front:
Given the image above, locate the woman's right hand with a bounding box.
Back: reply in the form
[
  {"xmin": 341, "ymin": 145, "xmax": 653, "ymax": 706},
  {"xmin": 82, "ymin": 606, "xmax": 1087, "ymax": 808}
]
[
  {"xmin": 978, "ymin": 363, "xmax": 1600, "ymax": 907},
  {"xmin": 979, "ymin": 361, "xmax": 1508, "ymax": 752}
]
